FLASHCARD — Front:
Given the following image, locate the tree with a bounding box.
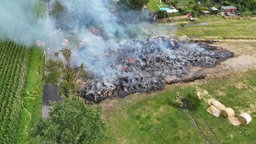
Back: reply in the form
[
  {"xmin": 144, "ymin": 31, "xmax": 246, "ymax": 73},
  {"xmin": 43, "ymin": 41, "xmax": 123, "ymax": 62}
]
[
  {"xmin": 45, "ymin": 48, "xmax": 84, "ymax": 97},
  {"xmin": 45, "ymin": 59, "xmax": 64, "ymax": 85},
  {"xmin": 156, "ymin": 10, "xmax": 169, "ymax": 18},
  {"xmin": 119, "ymin": 0, "xmax": 149, "ymax": 10},
  {"xmin": 60, "ymin": 48, "xmax": 71, "ymax": 67},
  {"xmin": 59, "ymin": 67, "xmax": 77, "ymax": 97},
  {"xmin": 30, "ymin": 96, "xmax": 106, "ymax": 144}
]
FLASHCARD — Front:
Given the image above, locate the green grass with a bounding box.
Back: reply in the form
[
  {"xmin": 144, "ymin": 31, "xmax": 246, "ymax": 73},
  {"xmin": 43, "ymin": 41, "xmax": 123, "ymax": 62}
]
[
  {"xmin": 147, "ymin": 0, "xmax": 168, "ymax": 12},
  {"xmin": 147, "ymin": 0, "xmax": 194, "ymax": 12},
  {"xmin": 17, "ymin": 47, "xmax": 45, "ymax": 143},
  {"xmin": 103, "ymin": 69, "xmax": 256, "ymax": 143},
  {"xmin": 175, "ymin": 0, "xmax": 194, "ymax": 9},
  {"xmin": 177, "ymin": 16, "xmax": 256, "ymax": 39}
]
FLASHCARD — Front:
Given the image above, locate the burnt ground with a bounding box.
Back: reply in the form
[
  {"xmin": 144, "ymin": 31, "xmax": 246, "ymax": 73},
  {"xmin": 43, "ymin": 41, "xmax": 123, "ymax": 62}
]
[
  {"xmin": 42, "ymin": 84, "xmax": 62, "ymax": 118},
  {"xmin": 80, "ymin": 37, "xmax": 233, "ymax": 103},
  {"xmin": 42, "ymin": 40, "xmax": 256, "ymax": 116},
  {"xmin": 201, "ymin": 40, "xmax": 256, "ymax": 74},
  {"xmin": 173, "ymin": 40, "xmax": 256, "ymax": 78},
  {"xmin": 100, "ymin": 40, "xmax": 256, "ymax": 109}
]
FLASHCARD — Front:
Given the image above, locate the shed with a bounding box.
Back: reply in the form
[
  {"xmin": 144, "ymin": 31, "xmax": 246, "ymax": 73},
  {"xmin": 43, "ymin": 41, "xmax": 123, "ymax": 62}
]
[
  {"xmin": 220, "ymin": 6, "xmax": 237, "ymax": 13},
  {"xmin": 210, "ymin": 7, "xmax": 218, "ymax": 11},
  {"xmin": 201, "ymin": 10, "xmax": 210, "ymax": 15}
]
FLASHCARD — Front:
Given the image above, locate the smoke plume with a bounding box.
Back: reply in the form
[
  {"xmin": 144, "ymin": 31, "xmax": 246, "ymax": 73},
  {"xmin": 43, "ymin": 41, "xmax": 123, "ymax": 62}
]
[{"xmin": 0, "ymin": 0, "xmax": 47, "ymax": 45}]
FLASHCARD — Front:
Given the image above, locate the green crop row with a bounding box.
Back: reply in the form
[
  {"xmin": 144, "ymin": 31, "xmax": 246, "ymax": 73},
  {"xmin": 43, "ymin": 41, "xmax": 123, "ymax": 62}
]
[{"xmin": 0, "ymin": 41, "xmax": 31, "ymax": 143}]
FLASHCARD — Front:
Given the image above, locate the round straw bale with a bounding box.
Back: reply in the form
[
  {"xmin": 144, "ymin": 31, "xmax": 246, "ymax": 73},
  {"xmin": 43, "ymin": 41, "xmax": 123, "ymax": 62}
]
[
  {"xmin": 238, "ymin": 113, "xmax": 252, "ymax": 125},
  {"xmin": 221, "ymin": 107, "xmax": 235, "ymax": 118},
  {"xmin": 208, "ymin": 105, "xmax": 221, "ymax": 117},
  {"xmin": 211, "ymin": 100, "xmax": 226, "ymax": 110}
]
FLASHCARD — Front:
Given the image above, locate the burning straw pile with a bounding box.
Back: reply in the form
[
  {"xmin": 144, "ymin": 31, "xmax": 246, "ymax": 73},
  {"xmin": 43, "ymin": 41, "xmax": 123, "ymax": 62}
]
[{"xmin": 79, "ymin": 37, "xmax": 233, "ymax": 103}]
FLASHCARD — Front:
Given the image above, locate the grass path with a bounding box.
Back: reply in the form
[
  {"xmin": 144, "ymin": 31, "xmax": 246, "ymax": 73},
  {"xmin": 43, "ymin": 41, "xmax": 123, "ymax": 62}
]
[
  {"xmin": 22, "ymin": 90, "xmax": 38, "ymax": 135},
  {"xmin": 17, "ymin": 48, "xmax": 44, "ymax": 144}
]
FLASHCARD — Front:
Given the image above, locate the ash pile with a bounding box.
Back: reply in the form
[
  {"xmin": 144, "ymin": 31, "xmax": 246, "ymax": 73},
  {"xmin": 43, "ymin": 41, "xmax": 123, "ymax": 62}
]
[{"xmin": 80, "ymin": 37, "xmax": 233, "ymax": 103}]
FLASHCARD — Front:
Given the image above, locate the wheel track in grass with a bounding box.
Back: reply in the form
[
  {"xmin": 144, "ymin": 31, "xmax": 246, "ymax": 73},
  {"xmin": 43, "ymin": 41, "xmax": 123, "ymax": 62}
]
[
  {"xmin": 189, "ymin": 111, "xmax": 222, "ymax": 144},
  {"xmin": 188, "ymin": 112, "xmax": 210, "ymax": 144},
  {"xmin": 198, "ymin": 112, "xmax": 221, "ymax": 144}
]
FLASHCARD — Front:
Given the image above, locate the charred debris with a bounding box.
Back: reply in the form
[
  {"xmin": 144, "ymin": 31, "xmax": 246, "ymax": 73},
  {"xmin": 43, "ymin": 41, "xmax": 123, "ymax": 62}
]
[{"xmin": 78, "ymin": 37, "xmax": 233, "ymax": 103}]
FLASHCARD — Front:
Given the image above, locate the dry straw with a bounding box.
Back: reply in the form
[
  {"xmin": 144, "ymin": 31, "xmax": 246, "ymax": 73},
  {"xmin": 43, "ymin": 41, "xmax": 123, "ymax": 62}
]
[
  {"xmin": 208, "ymin": 98, "xmax": 226, "ymax": 111},
  {"xmin": 207, "ymin": 105, "xmax": 221, "ymax": 117}
]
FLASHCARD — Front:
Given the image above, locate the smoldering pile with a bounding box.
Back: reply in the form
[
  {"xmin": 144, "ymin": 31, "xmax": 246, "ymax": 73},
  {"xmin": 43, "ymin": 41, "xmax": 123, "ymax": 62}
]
[{"xmin": 80, "ymin": 37, "xmax": 233, "ymax": 103}]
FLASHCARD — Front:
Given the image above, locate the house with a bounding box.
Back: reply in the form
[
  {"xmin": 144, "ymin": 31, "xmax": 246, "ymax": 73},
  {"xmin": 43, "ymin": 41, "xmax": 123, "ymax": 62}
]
[{"xmin": 220, "ymin": 6, "xmax": 237, "ymax": 13}]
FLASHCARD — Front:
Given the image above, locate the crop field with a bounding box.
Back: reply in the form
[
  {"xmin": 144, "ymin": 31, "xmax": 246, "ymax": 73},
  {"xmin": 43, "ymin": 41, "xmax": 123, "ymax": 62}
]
[
  {"xmin": 0, "ymin": 0, "xmax": 45, "ymax": 143},
  {"xmin": 0, "ymin": 42, "xmax": 30, "ymax": 143},
  {"xmin": 0, "ymin": 41, "xmax": 44, "ymax": 143}
]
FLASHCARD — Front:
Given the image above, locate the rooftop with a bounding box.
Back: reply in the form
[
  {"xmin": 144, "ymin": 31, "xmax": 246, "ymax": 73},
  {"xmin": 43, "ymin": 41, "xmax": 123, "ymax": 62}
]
[
  {"xmin": 210, "ymin": 7, "xmax": 218, "ymax": 11},
  {"xmin": 221, "ymin": 6, "xmax": 237, "ymax": 10}
]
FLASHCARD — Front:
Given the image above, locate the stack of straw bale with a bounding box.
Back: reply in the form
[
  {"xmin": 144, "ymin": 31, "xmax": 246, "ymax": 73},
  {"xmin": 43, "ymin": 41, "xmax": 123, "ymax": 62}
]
[{"xmin": 206, "ymin": 98, "xmax": 252, "ymax": 126}]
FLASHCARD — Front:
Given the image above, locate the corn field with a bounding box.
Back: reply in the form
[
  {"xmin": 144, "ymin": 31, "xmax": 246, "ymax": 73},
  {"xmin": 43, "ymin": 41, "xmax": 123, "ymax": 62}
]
[{"xmin": 0, "ymin": 41, "xmax": 31, "ymax": 143}]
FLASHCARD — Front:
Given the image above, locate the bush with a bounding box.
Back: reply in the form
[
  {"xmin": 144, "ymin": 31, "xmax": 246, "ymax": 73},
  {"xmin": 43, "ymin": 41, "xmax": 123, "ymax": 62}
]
[
  {"xmin": 171, "ymin": 93, "xmax": 201, "ymax": 111},
  {"xmin": 156, "ymin": 10, "xmax": 169, "ymax": 18},
  {"xmin": 119, "ymin": 0, "xmax": 149, "ymax": 10}
]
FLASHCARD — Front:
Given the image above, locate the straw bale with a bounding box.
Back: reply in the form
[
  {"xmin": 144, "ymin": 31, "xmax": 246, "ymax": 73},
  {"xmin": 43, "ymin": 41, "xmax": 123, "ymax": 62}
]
[
  {"xmin": 238, "ymin": 113, "xmax": 252, "ymax": 125},
  {"xmin": 207, "ymin": 105, "xmax": 221, "ymax": 117},
  {"xmin": 227, "ymin": 116, "xmax": 241, "ymax": 126},
  {"xmin": 207, "ymin": 98, "xmax": 215, "ymax": 105},
  {"xmin": 208, "ymin": 99, "xmax": 226, "ymax": 110},
  {"xmin": 197, "ymin": 90, "xmax": 209, "ymax": 100},
  {"xmin": 221, "ymin": 107, "xmax": 235, "ymax": 118}
]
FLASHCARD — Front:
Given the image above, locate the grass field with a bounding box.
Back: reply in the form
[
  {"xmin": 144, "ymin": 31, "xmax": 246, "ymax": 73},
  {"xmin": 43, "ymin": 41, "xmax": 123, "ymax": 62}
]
[
  {"xmin": 102, "ymin": 69, "xmax": 256, "ymax": 143},
  {"xmin": 147, "ymin": 0, "xmax": 195, "ymax": 12},
  {"xmin": 177, "ymin": 16, "xmax": 256, "ymax": 39},
  {"xmin": 147, "ymin": 0, "xmax": 168, "ymax": 12}
]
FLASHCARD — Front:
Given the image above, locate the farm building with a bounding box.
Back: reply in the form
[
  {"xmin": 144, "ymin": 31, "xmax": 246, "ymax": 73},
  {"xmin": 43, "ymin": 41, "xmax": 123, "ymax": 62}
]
[
  {"xmin": 210, "ymin": 7, "xmax": 218, "ymax": 11},
  {"xmin": 220, "ymin": 6, "xmax": 237, "ymax": 13},
  {"xmin": 201, "ymin": 10, "xmax": 210, "ymax": 15}
]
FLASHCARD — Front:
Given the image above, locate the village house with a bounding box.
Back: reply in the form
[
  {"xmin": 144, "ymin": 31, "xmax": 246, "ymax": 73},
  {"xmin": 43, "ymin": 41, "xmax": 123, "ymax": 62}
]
[{"xmin": 220, "ymin": 6, "xmax": 237, "ymax": 15}]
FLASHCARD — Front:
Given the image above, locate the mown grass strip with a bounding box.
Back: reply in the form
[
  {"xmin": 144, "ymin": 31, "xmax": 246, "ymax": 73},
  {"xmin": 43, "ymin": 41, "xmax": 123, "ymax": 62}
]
[{"xmin": 17, "ymin": 47, "xmax": 45, "ymax": 144}]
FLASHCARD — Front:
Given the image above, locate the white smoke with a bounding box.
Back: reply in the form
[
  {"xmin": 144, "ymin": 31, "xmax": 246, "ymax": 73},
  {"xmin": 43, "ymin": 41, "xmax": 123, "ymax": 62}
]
[{"xmin": 0, "ymin": 0, "xmax": 47, "ymax": 45}]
